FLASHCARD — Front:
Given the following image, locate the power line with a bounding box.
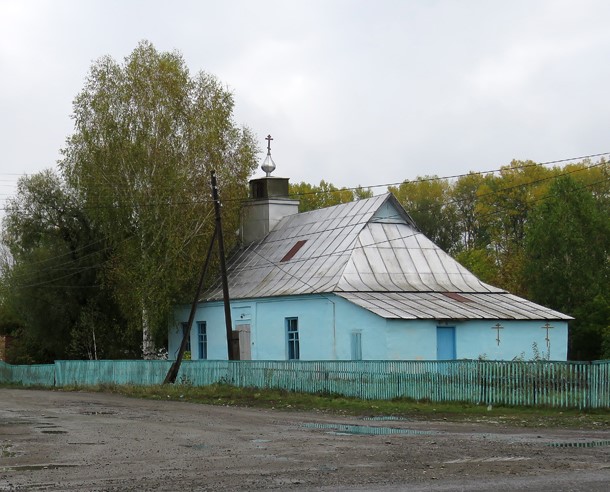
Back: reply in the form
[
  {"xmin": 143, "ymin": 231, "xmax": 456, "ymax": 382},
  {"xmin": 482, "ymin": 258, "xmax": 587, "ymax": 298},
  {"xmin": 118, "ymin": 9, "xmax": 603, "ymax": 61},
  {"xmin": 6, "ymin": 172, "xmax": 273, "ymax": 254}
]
[
  {"xmin": 2, "ymin": 157, "xmax": 606, "ymax": 217},
  {"xmin": 234, "ymin": 161, "xmax": 608, "ymax": 252},
  {"xmin": 8, "ymin": 160, "xmax": 607, "ymax": 283},
  {"xmin": 9, "ymin": 173, "xmax": 608, "ymax": 291},
  {"xmin": 210, "ymin": 176, "xmax": 610, "ymax": 281},
  {"xmin": 8, "ymin": 211, "xmax": 216, "ymax": 288},
  {"xmin": 2, "ymin": 152, "xmax": 607, "ymax": 285},
  {"xmin": 1, "ymin": 152, "xmax": 607, "ymax": 212},
  {"xmin": 288, "ymin": 152, "xmax": 610, "ymax": 198}
]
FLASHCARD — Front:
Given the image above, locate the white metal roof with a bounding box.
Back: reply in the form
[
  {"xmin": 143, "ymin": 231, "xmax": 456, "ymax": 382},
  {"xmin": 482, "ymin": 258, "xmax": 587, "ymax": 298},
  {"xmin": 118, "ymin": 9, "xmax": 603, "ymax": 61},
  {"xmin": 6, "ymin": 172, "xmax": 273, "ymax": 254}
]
[
  {"xmin": 336, "ymin": 292, "xmax": 572, "ymax": 321},
  {"xmin": 204, "ymin": 193, "xmax": 571, "ymax": 321}
]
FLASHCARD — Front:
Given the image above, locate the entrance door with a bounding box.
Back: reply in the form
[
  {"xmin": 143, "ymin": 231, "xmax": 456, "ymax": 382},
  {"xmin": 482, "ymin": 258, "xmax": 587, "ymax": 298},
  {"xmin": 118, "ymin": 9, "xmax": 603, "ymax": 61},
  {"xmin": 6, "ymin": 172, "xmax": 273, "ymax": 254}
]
[
  {"xmin": 235, "ymin": 323, "xmax": 251, "ymax": 360},
  {"xmin": 436, "ymin": 327, "xmax": 456, "ymax": 360}
]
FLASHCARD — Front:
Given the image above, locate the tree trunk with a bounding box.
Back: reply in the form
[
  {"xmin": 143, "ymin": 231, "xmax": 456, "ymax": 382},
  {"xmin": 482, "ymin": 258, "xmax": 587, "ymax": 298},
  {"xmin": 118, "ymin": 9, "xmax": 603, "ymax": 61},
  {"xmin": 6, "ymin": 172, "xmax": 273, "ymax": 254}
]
[{"xmin": 141, "ymin": 306, "xmax": 156, "ymax": 360}]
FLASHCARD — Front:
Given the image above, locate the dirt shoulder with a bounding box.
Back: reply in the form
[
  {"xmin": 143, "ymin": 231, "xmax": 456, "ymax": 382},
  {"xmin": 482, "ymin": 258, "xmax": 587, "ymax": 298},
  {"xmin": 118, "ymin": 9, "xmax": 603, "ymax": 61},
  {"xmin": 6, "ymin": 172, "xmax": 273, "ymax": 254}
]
[{"xmin": 1, "ymin": 389, "xmax": 609, "ymax": 491}]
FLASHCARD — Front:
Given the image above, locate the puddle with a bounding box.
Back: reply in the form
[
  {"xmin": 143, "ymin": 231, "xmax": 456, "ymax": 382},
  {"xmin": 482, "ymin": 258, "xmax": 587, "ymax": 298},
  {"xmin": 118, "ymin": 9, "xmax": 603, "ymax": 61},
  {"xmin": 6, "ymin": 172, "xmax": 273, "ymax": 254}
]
[
  {"xmin": 251, "ymin": 439, "xmax": 271, "ymax": 443},
  {"xmin": 547, "ymin": 440, "xmax": 610, "ymax": 448},
  {"xmin": 301, "ymin": 423, "xmax": 436, "ymax": 436},
  {"xmin": 0, "ymin": 464, "xmax": 78, "ymax": 472},
  {"xmin": 80, "ymin": 411, "xmax": 116, "ymax": 416},
  {"xmin": 445, "ymin": 456, "xmax": 531, "ymax": 464},
  {"xmin": 362, "ymin": 416, "xmax": 409, "ymax": 421},
  {"xmin": 41, "ymin": 430, "xmax": 68, "ymax": 434}
]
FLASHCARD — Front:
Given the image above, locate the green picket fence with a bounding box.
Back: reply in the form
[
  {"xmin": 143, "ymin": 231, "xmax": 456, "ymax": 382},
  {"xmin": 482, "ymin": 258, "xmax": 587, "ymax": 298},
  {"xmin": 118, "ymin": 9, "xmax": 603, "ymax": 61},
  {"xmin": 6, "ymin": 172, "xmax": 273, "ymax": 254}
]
[
  {"xmin": 0, "ymin": 361, "xmax": 55, "ymax": 387},
  {"xmin": 54, "ymin": 360, "xmax": 173, "ymax": 387},
  {"xmin": 1, "ymin": 359, "xmax": 609, "ymax": 409}
]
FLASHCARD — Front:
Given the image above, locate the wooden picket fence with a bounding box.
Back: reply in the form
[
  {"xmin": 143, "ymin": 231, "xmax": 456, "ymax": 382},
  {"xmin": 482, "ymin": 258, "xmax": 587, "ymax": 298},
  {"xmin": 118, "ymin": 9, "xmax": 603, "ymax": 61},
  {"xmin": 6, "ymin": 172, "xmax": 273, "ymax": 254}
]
[{"xmin": 1, "ymin": 359, "xmax": 609, "ymax": 409}]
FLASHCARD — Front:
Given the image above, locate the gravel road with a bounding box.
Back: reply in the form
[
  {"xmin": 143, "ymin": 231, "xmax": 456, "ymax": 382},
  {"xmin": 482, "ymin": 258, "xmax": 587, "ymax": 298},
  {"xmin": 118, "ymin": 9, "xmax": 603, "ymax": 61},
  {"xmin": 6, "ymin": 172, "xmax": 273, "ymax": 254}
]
[{"xmin": 1, "ymin": 389, "xmax": 609, "ymax": 491}]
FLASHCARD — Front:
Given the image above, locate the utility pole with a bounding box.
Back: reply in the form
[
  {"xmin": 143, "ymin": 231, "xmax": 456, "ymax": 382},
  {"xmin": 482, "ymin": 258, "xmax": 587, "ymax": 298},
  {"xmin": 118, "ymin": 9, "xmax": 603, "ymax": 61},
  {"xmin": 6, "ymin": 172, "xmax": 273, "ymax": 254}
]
[{"xmin": 211, "ymin": 170, "xmax": 235, "ymax": 360}]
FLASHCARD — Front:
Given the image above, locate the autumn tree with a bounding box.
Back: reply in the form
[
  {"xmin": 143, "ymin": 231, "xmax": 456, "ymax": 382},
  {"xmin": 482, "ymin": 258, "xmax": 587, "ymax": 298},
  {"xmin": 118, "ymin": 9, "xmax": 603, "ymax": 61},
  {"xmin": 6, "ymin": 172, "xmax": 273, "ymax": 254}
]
[
  {"xmin": 451, "ymin": 172, "xmax": 490, "ymax": 250},
  {"xmin": 289, "ymin": 180, "xmax": 372, "ymax": 212},
  {"xmin": 468, "ymin": 162, "xmax": 556, "ymax": 294},
  {"xmin": 389, "ymin": 176, "xmax": 461, "ymax": 254},
  {"xmin": 59, "ymin": 41, "xmax": 257, "ymax": 357}
]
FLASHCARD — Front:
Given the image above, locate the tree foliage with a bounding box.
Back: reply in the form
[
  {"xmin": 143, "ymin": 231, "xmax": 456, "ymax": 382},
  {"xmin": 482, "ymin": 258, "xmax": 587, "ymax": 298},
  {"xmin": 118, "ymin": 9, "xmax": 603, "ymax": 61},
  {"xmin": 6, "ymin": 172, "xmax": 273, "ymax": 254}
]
[
  {"xmin": 389, "ymin": 176, "xmax": 461, "ymax": 254},
  {"xmin": 59, "ymin": 41, "xmax": 257, "ymax": 353},
  {"xmin": 523, "ymin": 176, "xmax": 610, "ymax": 360},
  {"xmin": 1, "ymin": 41, "xmax": 257, "ymax": 361},
  {"xmin": 289, "ymin": 180, "xmax": 372, "ymax": 212},
  {"xmin": 0, "ymin": 170, "xmax": 134, "ymax": 362}
]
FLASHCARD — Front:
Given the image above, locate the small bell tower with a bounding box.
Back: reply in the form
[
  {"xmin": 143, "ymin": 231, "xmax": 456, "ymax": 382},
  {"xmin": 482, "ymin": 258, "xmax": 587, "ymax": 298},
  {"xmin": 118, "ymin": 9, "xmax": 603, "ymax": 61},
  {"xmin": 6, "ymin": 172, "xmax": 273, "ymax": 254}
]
[{"xmin": 241, "ymin": 135, "xmax": 299, "ymax": 245}]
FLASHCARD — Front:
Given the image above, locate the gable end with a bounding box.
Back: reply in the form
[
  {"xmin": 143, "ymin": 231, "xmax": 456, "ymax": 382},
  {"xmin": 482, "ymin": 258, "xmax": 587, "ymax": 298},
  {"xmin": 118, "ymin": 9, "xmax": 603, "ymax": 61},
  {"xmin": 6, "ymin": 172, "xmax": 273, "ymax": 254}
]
[{"xmin": 370, "ymin": 194, "xmax": 418, "ymax": 229}]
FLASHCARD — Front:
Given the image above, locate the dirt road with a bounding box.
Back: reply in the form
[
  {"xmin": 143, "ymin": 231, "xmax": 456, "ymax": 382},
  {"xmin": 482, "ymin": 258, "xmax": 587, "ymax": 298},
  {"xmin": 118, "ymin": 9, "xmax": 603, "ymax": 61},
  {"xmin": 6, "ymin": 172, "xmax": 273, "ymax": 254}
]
[{"xmin": 1, "ymin": 389, "xmax": 609, "ymax": 491}]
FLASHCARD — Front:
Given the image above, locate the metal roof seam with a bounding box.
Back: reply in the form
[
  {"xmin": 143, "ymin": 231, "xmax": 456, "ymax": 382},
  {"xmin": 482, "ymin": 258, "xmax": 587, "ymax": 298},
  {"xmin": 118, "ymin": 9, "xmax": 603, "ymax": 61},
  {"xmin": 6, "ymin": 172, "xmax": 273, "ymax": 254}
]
[
  {"xmin": 362, "ymin": 224, "xmax": 406, "ymax": 291},
  {"xmin": 373, "ymin": 223, "xmax": 412, "ymax": 287}
]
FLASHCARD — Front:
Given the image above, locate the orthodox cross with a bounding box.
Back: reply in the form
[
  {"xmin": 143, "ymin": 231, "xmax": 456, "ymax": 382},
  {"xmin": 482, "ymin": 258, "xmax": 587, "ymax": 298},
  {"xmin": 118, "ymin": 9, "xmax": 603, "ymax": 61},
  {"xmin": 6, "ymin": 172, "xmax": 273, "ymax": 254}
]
[
  {"xmin": 542, "ymin": 322, "xmax": 553, "ymax": 349},
  {"xmin": 265, "ymin": 134, "xmax": 273, "ymax": 154},
  {"xmin": 492, "ymin": 323, "xmax": 504, "ymax": 346}
]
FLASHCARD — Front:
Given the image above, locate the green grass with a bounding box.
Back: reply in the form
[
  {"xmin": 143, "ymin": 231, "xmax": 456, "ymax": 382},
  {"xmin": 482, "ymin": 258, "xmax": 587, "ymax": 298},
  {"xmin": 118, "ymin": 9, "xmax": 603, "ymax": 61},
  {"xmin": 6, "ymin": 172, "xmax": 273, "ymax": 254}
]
[
  {"xmin": 3, "ymin": 380, "xmax": 609, "ymax": 429},
  {"xmin": 47, "ymin": 382, "xmax": 610, "ymax": 430}
]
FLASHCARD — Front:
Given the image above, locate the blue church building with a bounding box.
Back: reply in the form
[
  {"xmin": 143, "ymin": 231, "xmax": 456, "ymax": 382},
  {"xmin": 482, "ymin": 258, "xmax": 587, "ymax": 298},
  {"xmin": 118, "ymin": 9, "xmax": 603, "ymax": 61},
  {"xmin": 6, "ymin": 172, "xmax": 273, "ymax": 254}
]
[{"xmin": 169, "ymin": 158, "xmax": 571, "ymax": 362}]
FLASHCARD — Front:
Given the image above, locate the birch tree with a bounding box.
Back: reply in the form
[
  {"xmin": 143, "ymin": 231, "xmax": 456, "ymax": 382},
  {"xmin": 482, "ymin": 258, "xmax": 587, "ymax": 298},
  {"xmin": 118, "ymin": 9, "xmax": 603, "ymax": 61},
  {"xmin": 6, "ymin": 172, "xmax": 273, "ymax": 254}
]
[{"xmin": 60, "ymin": 41, "xmax": 257, "ymax": 357}]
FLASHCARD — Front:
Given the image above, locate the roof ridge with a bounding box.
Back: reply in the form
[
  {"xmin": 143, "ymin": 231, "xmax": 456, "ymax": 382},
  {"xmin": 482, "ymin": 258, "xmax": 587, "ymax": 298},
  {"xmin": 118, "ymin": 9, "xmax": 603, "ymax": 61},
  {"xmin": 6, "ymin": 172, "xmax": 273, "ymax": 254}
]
[{"xmin": 289, "ymin": 192, "xmax": 391, "ymax": 219}]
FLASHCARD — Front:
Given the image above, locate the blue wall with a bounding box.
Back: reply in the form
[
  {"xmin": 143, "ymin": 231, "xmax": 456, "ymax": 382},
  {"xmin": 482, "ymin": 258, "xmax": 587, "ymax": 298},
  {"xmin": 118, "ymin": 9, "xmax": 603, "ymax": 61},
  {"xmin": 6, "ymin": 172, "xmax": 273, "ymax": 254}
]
[{"xmin": 169, "ymin": 294, "xmax": 568, "ymax": 361}]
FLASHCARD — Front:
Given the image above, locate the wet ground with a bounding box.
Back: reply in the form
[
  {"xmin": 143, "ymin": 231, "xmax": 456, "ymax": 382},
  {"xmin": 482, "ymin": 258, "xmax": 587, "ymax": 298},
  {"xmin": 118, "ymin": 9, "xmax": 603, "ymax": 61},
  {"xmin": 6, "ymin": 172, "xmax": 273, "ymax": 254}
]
[{"xmin": 1, "ymin": 389, "xmax": 609, "ymax": 491}]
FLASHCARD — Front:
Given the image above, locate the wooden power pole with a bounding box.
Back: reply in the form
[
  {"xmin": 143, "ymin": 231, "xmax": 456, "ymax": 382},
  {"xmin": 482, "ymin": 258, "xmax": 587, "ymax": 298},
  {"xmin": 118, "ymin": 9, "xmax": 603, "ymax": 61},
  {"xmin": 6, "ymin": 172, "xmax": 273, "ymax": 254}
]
[
  {"xmin": 163, "ymin": 170, "xmax": 236, "ymax": 384},
  {"xmin": 211, "ymin": 170, "xmax": 235, "ymax": 361}
]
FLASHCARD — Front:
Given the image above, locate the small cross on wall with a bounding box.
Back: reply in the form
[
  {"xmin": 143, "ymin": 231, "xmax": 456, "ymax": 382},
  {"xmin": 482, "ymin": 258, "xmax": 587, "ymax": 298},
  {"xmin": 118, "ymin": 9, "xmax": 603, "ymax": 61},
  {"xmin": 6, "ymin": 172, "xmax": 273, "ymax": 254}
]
[
  {"xmin": 542, "ymin": 322, "xmax": 553, "ymax": 349},
  {"xmin": 492, "ymin": 323, "xmax": 504, "ymax": 346}
]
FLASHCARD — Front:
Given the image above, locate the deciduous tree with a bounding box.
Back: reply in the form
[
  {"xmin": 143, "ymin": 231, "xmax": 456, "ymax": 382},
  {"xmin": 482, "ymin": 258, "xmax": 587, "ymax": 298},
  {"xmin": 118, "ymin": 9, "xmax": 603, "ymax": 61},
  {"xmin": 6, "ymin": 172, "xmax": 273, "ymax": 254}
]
[
  {"xmin": 59, "ymin": 41, "xmax": 257, "ymax": 356},
  {"xmin": 523, "ymin": 175, "xmax": 610, "ymax": 359},
  {"xmin": 389, "ymin": 176, "xmax": 461, "ymax": 254},
  {"xmin": 1, "ymin": 170, "xmax": 133, "ymax": 361},
  {"xmin": 289, "ymin": 181, "xmax": 372, "ymax": 212}
]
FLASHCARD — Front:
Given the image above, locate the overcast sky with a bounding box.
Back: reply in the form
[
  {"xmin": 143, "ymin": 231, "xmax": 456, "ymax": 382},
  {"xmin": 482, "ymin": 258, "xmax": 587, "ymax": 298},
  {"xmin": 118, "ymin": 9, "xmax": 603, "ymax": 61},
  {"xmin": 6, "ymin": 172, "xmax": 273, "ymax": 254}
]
[{"xmin": 2, "ymin": 0, "xmax": 610, "ymax": 207}]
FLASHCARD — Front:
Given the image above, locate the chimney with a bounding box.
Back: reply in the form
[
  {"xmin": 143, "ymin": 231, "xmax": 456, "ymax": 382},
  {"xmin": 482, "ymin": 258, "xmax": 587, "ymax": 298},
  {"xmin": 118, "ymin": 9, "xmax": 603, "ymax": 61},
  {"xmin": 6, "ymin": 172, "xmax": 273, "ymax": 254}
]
[{"xmin": 241, "ymin": 135, "xmax": 299, "ymax": 245}]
